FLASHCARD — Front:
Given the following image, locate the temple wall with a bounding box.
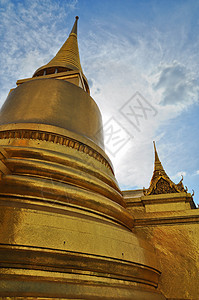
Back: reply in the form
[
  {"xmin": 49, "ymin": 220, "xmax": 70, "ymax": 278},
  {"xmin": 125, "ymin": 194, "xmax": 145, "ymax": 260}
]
[{"xmin": 132, "ymin": 210, "xmax": 199, "ymax": 299}]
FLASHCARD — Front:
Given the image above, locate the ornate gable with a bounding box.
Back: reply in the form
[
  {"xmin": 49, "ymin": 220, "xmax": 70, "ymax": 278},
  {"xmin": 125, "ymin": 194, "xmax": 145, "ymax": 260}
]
[{"xmin": 149, "ymin": 176, "xmax": 180, "ymax": 195}]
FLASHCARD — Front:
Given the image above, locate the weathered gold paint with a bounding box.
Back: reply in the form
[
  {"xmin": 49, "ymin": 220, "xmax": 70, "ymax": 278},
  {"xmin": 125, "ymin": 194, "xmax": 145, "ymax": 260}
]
[{"xmin": 0, "ymin": 18, "xmax": 165, "ymax": 299}]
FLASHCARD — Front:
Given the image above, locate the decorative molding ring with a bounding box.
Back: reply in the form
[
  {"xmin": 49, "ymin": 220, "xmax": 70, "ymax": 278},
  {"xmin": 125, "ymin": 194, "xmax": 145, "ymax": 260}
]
[{"xmin": 0, "ymin": 129, "xmax": 113, "ymax": 173}]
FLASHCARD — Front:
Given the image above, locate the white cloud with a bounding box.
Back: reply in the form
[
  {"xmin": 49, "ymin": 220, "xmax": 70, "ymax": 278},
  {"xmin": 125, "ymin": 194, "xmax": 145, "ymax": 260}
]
[
  {"xmin": 152, "ymin": 61, "xmax": 199, "ymax": 106},
  {"xmin": 171, "ymin": 171, "xmax": 187, "ymax": 181}
]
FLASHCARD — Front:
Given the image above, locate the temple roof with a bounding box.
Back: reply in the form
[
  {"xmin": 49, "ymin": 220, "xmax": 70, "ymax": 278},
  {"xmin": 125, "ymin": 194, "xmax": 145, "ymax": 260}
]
[
  {"xmin": 33, "ymin": 16, "xmax": 83, "ymax": 77},
  {"xmin": 145, "ymin": 142, "xmax": 186, "ymax": 195}
]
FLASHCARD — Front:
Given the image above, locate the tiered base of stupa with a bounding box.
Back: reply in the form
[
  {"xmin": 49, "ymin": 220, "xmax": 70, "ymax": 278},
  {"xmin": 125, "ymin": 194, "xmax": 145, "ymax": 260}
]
[{"xmin": 0, "ymin": 132, "xmax": 164, "ymax": 299}]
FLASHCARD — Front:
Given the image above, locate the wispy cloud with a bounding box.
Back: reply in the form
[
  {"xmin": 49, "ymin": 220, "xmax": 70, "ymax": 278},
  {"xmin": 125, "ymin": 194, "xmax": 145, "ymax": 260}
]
[
  {"xmin": 80, "ymin": 17, "xmax": 199, "ymax": 191},
  {"xmin": 152, "ymin": 61, "xmax": 199, "ymax": 106},
  {"xmin": 0, "ymin": 1, "xmax": 198, "ymax": 202},
  {"xmin": 0, "ymin": 0, "xmax": 78, "ymax": 105}
]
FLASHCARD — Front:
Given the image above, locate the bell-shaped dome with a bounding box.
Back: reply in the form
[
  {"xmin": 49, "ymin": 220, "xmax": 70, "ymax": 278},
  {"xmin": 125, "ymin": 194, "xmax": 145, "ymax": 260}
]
[{"xmin": 0, "ymin": 78, "xmax": 104, "ymax": 149}]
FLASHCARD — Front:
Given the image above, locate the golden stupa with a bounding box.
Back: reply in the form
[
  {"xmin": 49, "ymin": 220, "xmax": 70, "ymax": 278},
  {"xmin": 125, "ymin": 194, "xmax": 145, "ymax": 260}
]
[{"xmin": 0, "ymin": 17, "xmax": 198, "ymax": 300}]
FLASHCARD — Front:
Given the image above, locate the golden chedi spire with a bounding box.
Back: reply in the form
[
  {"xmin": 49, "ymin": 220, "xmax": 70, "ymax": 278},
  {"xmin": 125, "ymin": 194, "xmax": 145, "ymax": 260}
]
[
  {"xmin": 146, "ymin": 141, "xmax": 181, "ymax": 195},
  {"xmin": 33, "ymin": 16, "xmax": 82, "ymax": 76},
  {"xmin": 0, "ymin": 18, "xmax": 165, "ymax": 300},
  {"xmin": 32, "ymin": 16, "xmax": 89, "ymax": 94}
]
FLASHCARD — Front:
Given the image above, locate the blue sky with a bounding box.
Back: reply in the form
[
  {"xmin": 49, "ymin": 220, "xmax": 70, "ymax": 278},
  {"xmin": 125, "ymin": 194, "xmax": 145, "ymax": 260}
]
[{"xmin": 0, "ymin": 0, "xmax": 199, "ymax": 204}]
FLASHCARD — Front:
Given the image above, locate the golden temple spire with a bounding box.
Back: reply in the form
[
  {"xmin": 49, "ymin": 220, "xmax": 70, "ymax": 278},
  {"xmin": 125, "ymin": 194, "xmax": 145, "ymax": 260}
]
[
  {"xmin": 31, "ymin": 16, "xmax": 89, "ymax": 94},
  {"xmin": 146, "ymin": 141, "xmax": 181, "ymax": 195},
  {"xmin": 153, "ymin": 141, "xmax": 167, "ymax": 178},
  {"xmin": 33, "ymin": 16, "xmax": 83, "ymax": 76}
]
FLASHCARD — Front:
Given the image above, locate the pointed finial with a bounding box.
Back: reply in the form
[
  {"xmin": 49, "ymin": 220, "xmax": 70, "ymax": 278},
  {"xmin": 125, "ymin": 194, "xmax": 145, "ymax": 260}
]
[
  {"xmin": 153, "ymin": 141, "xmax": 160, "ymax": 164},
  {"xmin": 153, "ymin": 141, "xmax": 166, "ymax": 176},
  {"xmin": 70, "ymin": 16, "xmax": 79, "ymax": 35},
  {"xmin": 180, "ymin": 174, "xmax": 183, "ymax": 182}
]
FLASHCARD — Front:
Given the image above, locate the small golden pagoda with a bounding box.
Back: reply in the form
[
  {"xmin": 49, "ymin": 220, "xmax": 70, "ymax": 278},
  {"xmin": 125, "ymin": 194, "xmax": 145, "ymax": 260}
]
[
  {"xmin": 146, "ymin": 141, "xmax": 191, "ymax": 196},
  {"xmin": 123, "ymin": 142, "xmax": 199, "ymax": 299},
  {"xmin": 0, "ymin": 17, "xmax": 165, "ymax": 299}
]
